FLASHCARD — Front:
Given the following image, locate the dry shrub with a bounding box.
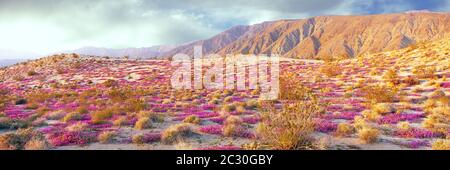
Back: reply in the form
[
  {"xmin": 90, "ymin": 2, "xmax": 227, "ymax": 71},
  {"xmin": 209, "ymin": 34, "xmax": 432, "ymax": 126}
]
[
  {"xmin": 383, "ymin": 69, "xmax": 400, "ymax": 84},
  {"xmin": 183, "ymin": 115, "xmax": 201, "ymax": 124},
  {"xmin": 245, "ymin": 99, "xmax": 259, "ymax": 109},
  {"xmin": 432, "ymin": 139, "xmax": 450, "ymax": 150},
  {"xmin": 161, "ymin": 123, "xmax": 196, "ymax": 144},
  {"xmin": 62, "ymin": 112, "xmax": 83, "ymax": 122},
  {"xmin": 132, "ymin": 134, "xmax": 145, "ymax": 145},
  {"xmin": 0, "ymin": 128, "xmax": 49, "ymax": 150},
  {"xmin": 91, "ymin": 108, "xmax": 116, "ymax": 124},
  {"xmin": 413, "ymin": 65, "xmax": 436, "ymax": 79},
  {"xmin": 103, "ymin": 79, "xmax": 118, "ymax": 87},
  {"xmin": 113, "ymin": 116, "xmax": 128, "ymax": 127},
  {"xmin": 362, "ymin": 110, "xmax": 380, "ymax": 121},
  {"xmin": 397, "ymin": 121, "xmax": 411, "ymax": 131},
  {"xmin": 402, "ymin": 76, "xmax": 420, "ymax": 86},
  {"xmin": 361, "ymin": 84, "xmax": 398, "ymax": 103},
  {"xmin": 353, "ymin": 116, "xmax": 368, "ymax": 130},
  {"xmin": 279, "ymin": 72, "xmax": 315, "ymax": 101},
  {"xmin": 47, "ymin": 110, "xmax": 65, "ymax": 120},
  {"xmin": 66, "ymin": 122, "xmax": 89, "ymax": 132},
  {"xmin": 358, "ymin": 127, "xmax": 380, "ymax": 144},
  {"xmin": 134, "ymin": 117, "xmax": 152, "ymax": 130},
  {"xmin": 98, "ymin": 131, "xmax": 116, "ymax": 144},
  {"xmin": 257, "ymin": 99, "xmax": 321, "ymax": 150},
  {"xmin": 319, "ymin": 62, "xmax": 341, "ymax": 77},
  {"xmin": 371, "ymin": 103, "xmax": 394, "ymax": 115},
  {"xmin": 335, "ymin": 123, "xmax": 355, "ymax": 137},
  {"xmin": 24, "ymin": 138, "xmax": 50, "ymax": 150},
  {"xmin": 223, "ymin": 116, "xmax": 244, "ymax": 137}
]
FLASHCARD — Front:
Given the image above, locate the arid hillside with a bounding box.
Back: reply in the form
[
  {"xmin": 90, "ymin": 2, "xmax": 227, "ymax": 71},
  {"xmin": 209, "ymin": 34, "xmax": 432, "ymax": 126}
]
[{"xmin": 165, "ymin": 11, "xmax": 450, "ymax": 59}]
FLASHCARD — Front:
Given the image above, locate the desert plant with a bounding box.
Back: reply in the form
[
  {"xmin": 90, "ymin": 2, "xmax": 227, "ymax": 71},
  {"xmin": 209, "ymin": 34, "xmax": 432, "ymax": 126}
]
[
  {"xmin": 161, "ymin": 123, "xmax": 195, "ymax": 144},
  {"xmin": 319, "ymin": 62, "xmax": 341, "ymax": 77},
  {"xmin": 62, "ymin": 112, "xmax": 83, "ymax": 122},
  {"xmin": 66, "ymin": 122, "xmax": 89, "ymax": 132},
  {"xmin": 113, "ymin": 116, "xmax": 128, "ymax": 127},
  {"xmin": 257, "ymin": 99, "xmax": 321, "ymax": 150},
  {"xmin": 397, "ymin": 121, "xmax": 411, "ymax": 131},
  {"xmin": 0, "ymin": 128, "xmax": 48, "ymax": 150},
  {"xmin": 361, "ymin": 84, "xmax": 398, "ymax": 103},
  {"xmin": 358, "ymin": 127, "xmax": 380, "ymax": 144},
  {"xmin": 134, "ymin": 117, "xmax": 152, "ymax": 130},
  {"xmin": 98, "ymin": 131, "xmax": 116, "ymax": 144},
  {"xmin": 335, "ymin": 123, "xmax": 355, "ymax": 137},
  {"xmin": 431, "ymin": 139, "xmax": 450, "ymax": 150},
  {"xmin": 183, "ymin": 115, "xmax": 201, "ymax": 124}
]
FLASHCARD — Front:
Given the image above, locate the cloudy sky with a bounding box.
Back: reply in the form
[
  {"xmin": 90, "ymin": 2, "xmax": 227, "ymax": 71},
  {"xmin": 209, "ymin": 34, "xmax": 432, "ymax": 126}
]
[{"xmin": 0, "ymin": 0, "xmax": 449, "ymax": 58}]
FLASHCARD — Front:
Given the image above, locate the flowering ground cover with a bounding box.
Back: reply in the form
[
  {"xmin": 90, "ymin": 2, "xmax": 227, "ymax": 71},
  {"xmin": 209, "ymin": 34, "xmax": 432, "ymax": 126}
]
[{"xmin": 0, "ymin": 38, "xmax": 449, "ymax": 150}]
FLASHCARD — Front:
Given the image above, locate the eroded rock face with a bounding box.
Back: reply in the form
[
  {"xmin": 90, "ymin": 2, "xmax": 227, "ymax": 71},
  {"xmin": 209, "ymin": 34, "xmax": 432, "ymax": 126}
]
[{"xmin": 165, "ymin": 12, "xmax": 450, "ymax": 59}]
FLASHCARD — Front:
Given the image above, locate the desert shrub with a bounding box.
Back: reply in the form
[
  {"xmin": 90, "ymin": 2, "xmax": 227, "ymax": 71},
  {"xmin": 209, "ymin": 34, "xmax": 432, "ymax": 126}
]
[
  {"xmin": 394, "ymin": 121, "xmax": 410, "ymax": 131},
  {"xmin": 132, "ymin": 134, "xmax": 145, "ymax": 145},
  {"xmin": 319, "ymin": 62, "xmax": 341, "ymax": 77},
  {"xmin": 47, "ymin": 110, "xmax": 65, "ymax": 120},
  {"xmin": 235, "ymin": 105, "xmax": 246, "ymax": 114},
  {"xmin": 0, "ymin": 117, "xmax": 31, "ymax": 129},
  {"xmin": 66, "ymin": 122, "xmax": 89, "ymax": 132},
  {"xmin": 0, "ymin": 117, "xmax": 12, "ymax": 129},
  {"xmin": 98, "ymin": 131, "xmax": 116, "ymax": 144},
  {"xmin": 75, "ymin": 106, "xmax": 89, "ymax": 114},
  {"xmin": 222, "ymin": 90, "xmax": 233, "ymax": 96},
  {"xmin": 335, "ymin": 123, "xmax": 355, "ymax": 137},
  {"xmin": 62, "ymin": 112, "xmax": 83, "ymax": 122},
  {"xmin": 113, "ymin": 116, "xmax": 128, "ymax": 127},
  {"xmin": 361, "ymin": 84, "xmax": 398, "ymax": 103},
  {"xmin": 422, "ymin": 105, "xmax": 449, "ymax": 133},
  {"xmin": 358, "ymin": 127, "xmax": 380, "ymax": 144},
  {"xmin": 0, "ymin": 128, "xmax": 49, "ymax": 150},
  {"xmin": 223, "ymin": 124, "xmax": 245, "ymax": 137},
  {"xmin": 245, "ymin": 99, "xmax": 259, "ymax": 109},
  {"xmin": 183, "ymin": 115, "xmax": 201, "ymax": 124},
  {"xmin": 432, "ymin": 139, "xmax": 450, "ymax": 150},
  {"xmin": 223, "ymin": 116, "xmax": 244, "ymax": 137},
  {"xmin": 91, "ymin": 108, "xmax": 116, "ymax": 124},
  {"xmin": 413, "ymin": 65, "xmax": 436, "ymax": 79},
  {"xmin": 371, "ymin": 103, "xmax": 394, "ymax": 115},
  {"xmin": 361, "ymin": 110, "xmax": 380, "ymax": 121},
  {"xmin": 383, "ymin": 69, "xmax": 400, "ymax": 84},
  {"xmin": 224, "ymin": 96, "xmax": 233, "ymax": 103},
  {"xmin": 221, "ymin": 103, "xmax": 236, "ymax": 113},
  {"xmin": 134, "ymin": 117, "xmax": 152, "ymax": 130},
  {"xmin": 161, "ymin": 123, "xmax": 195, "ymax": 144},
  {"xmin": 123, "ymin": 98, "xmax": 148, "ymax": 113},
  {"xmin": 24, "ymin": 138, "xmax": 50, "ymax": 150},
  {"xmin": 279, "ymin": 72, "xmax": 314, "ymax": 101},
  {"xmin": 353, "ymin": 116, "xmax": 368, "ymax": 130},
  {"xmin": 402, "ymin": 76, "xmax": 420, "ymax": 86},
  {"xmin": 27, "ymin": 70, "xmax": 37, "ymax": 76},
  {"xmin": 136, "ymin": 111, "xmax": 165, "ymax": 123},
  {"xmin": 257, "ymin": 99, "xmax": 321, "ymax": 150},
  {"xmin": 25, "ymin": 103, "xmax": 39, "ymax": 110},
  {"xmin": 103, "ymin": 79, "xmax": 118, "ymax": 87}
]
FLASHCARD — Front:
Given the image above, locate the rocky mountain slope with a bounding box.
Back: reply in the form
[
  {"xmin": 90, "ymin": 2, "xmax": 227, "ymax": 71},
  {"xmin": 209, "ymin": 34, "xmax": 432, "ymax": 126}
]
[{"xmin": 163, "ymin": 11, "xmax": 450, "ymax": 59}]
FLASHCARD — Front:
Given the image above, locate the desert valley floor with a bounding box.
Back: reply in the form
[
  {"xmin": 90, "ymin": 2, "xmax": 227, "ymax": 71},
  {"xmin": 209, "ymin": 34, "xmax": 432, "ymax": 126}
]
[{"xmin": 0, "ymin": 38, "xmax": 449, "ymax": 150}]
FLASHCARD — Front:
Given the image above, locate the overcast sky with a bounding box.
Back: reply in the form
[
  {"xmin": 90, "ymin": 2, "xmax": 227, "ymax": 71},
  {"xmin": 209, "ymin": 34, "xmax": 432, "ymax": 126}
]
[{"xmin": 0, "ymin": 0, "xmax": 449, "ymax": 58}]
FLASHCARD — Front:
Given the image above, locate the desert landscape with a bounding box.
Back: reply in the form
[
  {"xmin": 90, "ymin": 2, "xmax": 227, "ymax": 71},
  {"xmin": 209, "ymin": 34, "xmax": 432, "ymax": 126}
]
[{"xmin": 0, "ymin": 9, "xmax": 449, "ymax": 150}]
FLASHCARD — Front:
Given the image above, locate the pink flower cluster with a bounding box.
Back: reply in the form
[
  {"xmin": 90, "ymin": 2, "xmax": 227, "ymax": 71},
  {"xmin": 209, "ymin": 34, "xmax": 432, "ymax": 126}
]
[
  {"xmin": 377, "ymin": 113, "xmax": 423, "ymax": 124},
  {"xmin": 49, "ymin": 131, "xmax": 98, "ymax": 146},
  {"xmin": 394, "ymin": 128, "xmax": 442, "ymax": 138}
]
